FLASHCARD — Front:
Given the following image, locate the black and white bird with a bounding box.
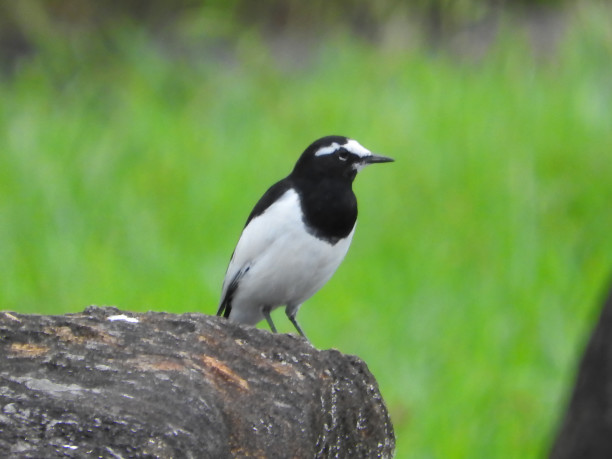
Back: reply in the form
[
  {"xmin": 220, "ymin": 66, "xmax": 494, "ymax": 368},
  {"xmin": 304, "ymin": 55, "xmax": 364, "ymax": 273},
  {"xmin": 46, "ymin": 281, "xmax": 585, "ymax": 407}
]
[{"xmin": 217, "ymin": 135, "xmax": 393, "ymax": 338}]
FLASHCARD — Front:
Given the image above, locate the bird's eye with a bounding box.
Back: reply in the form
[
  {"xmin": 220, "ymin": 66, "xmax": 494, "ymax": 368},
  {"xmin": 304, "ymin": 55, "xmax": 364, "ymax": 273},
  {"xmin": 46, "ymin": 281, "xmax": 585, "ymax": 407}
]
[{"xmin": 338, "ymin": 150, "xmax": 349, "ymax": 161}]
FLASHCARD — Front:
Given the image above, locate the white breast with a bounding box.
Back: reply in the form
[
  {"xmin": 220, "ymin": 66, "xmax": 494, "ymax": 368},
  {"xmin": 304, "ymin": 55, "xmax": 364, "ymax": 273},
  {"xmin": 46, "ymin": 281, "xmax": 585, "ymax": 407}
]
[{"xmin": 221, "ymin": 189, "xmax": 355, "ymax": 325}]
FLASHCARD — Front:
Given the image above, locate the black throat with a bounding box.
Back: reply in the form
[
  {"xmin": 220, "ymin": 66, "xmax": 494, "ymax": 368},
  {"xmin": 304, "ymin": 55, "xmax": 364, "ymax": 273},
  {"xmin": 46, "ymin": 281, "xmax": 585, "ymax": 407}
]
[{"xmin": 291, "ymin": 176, "xmax": 357, "ymax": 245}]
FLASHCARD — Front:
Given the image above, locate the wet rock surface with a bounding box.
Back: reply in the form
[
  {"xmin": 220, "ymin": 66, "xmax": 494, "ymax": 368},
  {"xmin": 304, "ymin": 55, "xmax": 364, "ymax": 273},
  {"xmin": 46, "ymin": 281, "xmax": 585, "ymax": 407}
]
[{"xmin": 0, "ymin": 306, "xmax": 395, "ymax": 458}]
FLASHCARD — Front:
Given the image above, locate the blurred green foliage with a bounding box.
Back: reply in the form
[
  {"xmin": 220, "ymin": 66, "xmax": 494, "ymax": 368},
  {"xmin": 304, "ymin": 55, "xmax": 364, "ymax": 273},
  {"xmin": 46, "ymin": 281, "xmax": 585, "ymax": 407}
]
[{"xmin": 1, "ymin": 1, "xmax": 612, "ymax": 458}]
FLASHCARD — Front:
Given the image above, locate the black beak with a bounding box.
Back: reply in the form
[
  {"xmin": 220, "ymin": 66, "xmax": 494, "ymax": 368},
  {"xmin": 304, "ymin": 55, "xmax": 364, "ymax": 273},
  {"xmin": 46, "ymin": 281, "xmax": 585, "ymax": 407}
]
[{"xmin": 362, "ymin": 153, "xmax": 394, "ymax": 165}]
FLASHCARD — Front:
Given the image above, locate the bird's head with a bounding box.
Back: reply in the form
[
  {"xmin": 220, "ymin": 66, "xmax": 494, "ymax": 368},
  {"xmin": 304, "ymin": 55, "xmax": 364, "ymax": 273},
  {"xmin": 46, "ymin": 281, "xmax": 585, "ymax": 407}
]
[{"xmin": 291, "ymin": 135, "xmax": 394, "ymax": 182}]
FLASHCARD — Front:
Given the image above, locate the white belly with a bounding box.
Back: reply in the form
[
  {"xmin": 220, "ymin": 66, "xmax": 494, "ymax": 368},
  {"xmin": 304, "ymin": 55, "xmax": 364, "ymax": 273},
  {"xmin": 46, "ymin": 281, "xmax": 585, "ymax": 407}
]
[{"xmin": 222, "ymin": 189, "xmax": 354, "ymax": 325}]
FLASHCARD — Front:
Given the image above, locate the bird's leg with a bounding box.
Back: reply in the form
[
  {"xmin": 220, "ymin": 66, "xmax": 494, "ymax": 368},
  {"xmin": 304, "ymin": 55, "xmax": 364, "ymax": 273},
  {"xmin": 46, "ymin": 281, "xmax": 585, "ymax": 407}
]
[
  {"xmin": 262, "ymin": 306, "xmax": 277, "ymax": 333},
  {"xmin": 286, "ymin": 307, "xmax": 308, "ymax": 340}
]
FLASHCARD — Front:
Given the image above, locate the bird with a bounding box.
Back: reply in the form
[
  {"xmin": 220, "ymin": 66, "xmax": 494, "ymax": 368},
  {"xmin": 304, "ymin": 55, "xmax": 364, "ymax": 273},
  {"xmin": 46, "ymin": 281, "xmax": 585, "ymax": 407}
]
[{"xmin": 217, "ymin": 135, "xmax": 393, "ymax": 338}]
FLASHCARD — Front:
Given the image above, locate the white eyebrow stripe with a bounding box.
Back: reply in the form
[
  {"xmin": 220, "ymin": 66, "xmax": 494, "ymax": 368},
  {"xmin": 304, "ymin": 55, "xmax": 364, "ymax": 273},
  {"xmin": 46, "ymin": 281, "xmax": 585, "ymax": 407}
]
[
  {"xmin": 314, "ymin": 139, "xmax": 372, "ymax": 158},
  {"xmin": 344, "ymin": 139, "xmax": 372, "ymax": 158},
  {"xmin": 314, "ymin": 142, "xmax": 341, "ymax": 156}
]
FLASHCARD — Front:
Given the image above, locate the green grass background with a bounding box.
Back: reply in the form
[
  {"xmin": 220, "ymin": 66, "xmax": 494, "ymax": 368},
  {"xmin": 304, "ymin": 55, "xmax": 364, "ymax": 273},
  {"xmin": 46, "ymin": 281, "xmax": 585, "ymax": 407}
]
[{"xmin": 2, "ymin": 5, "xmax": 612, "ymax": 458}]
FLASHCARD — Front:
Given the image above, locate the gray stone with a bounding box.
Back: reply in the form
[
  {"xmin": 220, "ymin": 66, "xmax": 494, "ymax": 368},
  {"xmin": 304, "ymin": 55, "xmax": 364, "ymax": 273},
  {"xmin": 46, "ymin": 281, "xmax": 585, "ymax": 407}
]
[{"xmin": 0, "ymin": 306, "xmax": 395, "ymax": 458}]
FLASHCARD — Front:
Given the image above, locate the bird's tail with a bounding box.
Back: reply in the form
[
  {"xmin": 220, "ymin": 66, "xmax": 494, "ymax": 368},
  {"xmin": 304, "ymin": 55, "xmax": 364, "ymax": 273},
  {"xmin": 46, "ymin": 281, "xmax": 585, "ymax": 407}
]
[
  {"xmin": 216, "ymin": 299, "xmax": 230, "ymax": 318},
  {"xmin": 217, "ymin": 266, "xmax": 249, "ymax": 319}
]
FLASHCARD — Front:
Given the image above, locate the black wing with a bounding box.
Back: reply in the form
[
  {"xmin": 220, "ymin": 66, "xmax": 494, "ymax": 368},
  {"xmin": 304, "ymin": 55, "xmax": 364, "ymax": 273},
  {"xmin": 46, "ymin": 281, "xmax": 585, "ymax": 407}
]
[{"xmin": 243, "ymin": 177, "xmax": 292, "ymax": 227}]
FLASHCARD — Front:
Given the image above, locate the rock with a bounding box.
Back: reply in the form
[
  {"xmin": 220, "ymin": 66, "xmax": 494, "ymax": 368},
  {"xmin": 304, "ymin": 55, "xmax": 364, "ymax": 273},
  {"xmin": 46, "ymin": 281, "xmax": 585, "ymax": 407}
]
[
  {"xmin": 549, "ymin": 281, "xmax": 612, "ymax": 458},
  {"xmin": 0, "ymin": 306, "xmax": 395, "ymax": 458}
]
